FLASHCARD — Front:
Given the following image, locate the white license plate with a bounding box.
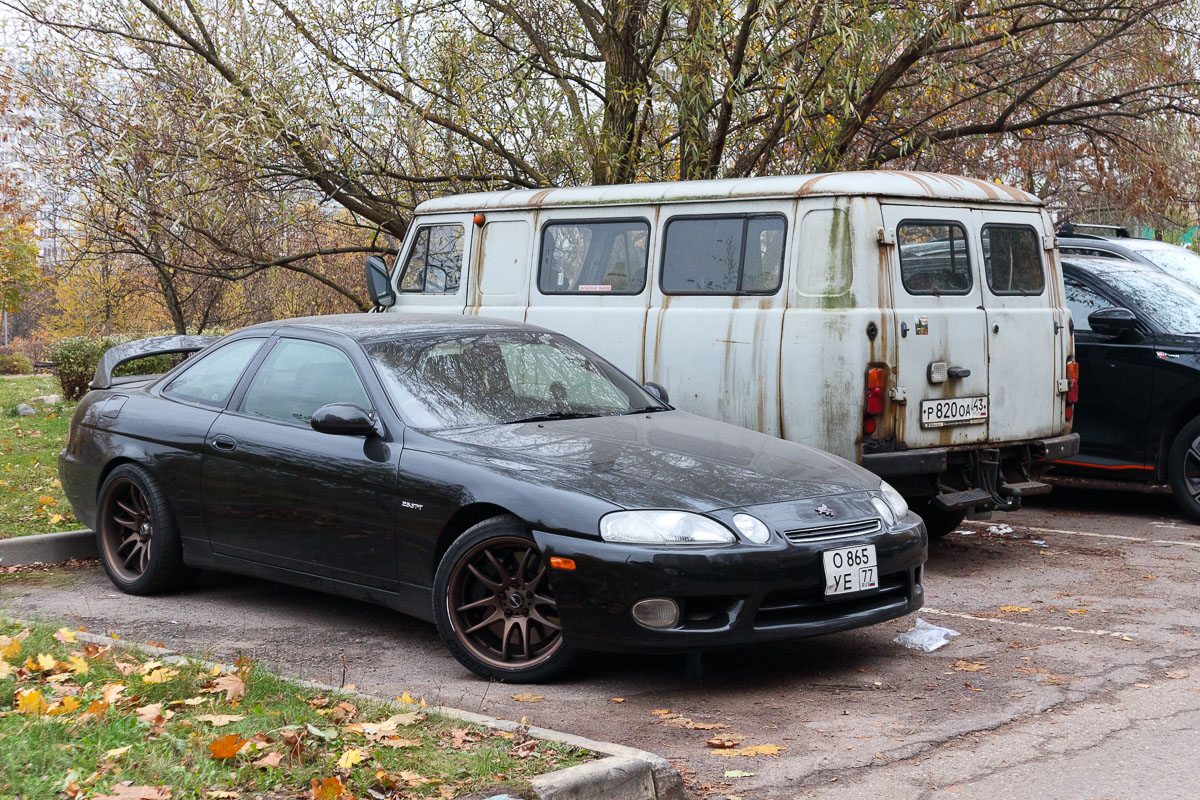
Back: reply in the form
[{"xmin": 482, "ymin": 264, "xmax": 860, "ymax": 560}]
[
  {"xmin": 823, "ymin": 544, "xmax": 878, "ymax": 596},
  {"xmin": 920, "ymin": 395, "xmax": 988, "ymax": 428}
]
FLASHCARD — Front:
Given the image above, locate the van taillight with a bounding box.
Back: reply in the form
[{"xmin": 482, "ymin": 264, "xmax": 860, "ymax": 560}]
[
  {"xmin": 866, "ymin": 368, "xmax": 886, "ymax": 416},
  {"xmin": 1065, "ymin": 360, "xmax": 1079, "ymax": 420}
]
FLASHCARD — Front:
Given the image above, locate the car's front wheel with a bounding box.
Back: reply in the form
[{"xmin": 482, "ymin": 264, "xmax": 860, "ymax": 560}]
[
  {"xmin": 96, "ymin": 464, "xmax": 196, "ymax": 595},
  {"xmin": 1167, "ymin": 418, "xmax": 1200, "ymax": 523},
  {"xmin": 433, "ymin": 517, "xmax": 576, "ymax": 682}
]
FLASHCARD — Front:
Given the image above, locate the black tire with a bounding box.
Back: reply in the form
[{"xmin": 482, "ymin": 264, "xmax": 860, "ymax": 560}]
[
  {"xmin": 95, "ymin": 464, "xmax": 197, "ymax": 595},
  {"xmin": 433, "ymin": 516, "xmax": 576, "ymax": 682},
  {"xmin": 913, "ymin": 501, "xmax": 967, "ymax": 540},
  {"xmin": 1167, "ymin": 417, "xmax": 1200, "ymax": 523}
]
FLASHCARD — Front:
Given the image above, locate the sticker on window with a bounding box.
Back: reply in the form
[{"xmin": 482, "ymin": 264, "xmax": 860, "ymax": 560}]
[{"xmin": 578, "ymin": 284, "xmax": 613, "ymax": 292}]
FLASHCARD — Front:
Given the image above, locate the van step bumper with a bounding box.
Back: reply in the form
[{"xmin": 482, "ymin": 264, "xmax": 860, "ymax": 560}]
[
  {"xmin": 998, "ymin": 480, "xmax": 1052, "ymax": 498},
  {"xmin": 931, "ymin": 488, "xmax": 992, "ymax": 511},
  {"xmin": 862, "ymin": 434, "xmax": 1080, "ymax": 478}
]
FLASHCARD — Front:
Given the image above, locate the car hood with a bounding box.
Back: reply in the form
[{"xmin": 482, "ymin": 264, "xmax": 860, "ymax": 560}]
[{"xmin": 417, "ymin": 410, "xmax": 879, "ymax": 512}]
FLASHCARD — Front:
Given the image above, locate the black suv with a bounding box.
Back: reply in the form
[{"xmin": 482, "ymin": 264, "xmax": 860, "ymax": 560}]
[
  {"xmin": 1057, "ymin": 224, "xmax": 1200, "ymax": 289},
  {"xmin": 1056, "ymin": 256, "xmax": 1200, "ymax": 520}
]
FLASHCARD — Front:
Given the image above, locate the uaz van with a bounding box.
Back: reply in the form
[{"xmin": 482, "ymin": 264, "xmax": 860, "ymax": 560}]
[{"xmin": 364, "ymin": 171, "xmax": 1079, "ymax": 536}]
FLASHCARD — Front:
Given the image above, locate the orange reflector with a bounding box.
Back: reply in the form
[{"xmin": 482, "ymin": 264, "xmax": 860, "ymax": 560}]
[
  {"xmin": 867, "ymin": 367, "xmax": 887, "ymax": 389},
  {"xmin": 472, "ymin": 213, "xmax": 487, "ymax": 226},
  {"xmin": 549, "ymin": 557, "xmax": 576, "ymax": 571}
]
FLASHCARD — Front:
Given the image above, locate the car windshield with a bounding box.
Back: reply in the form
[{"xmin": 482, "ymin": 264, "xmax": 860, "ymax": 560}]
[
  {"xmin": 1122, "ymin": 241, "xmax": 1200, "ymax": 286},
  {"xmin": 365, "ymin": 329, "xmax": 660, "ymax": 430},
  {"xmin": 1092, "ymin": 268, "xmax": 1200, "ymax": 334}
]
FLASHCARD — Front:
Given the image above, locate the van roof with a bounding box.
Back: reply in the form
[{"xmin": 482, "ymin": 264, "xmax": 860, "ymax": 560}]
[{"xmin": 414, "ymin": 171, "xmax": 1042, "ymax": 213}]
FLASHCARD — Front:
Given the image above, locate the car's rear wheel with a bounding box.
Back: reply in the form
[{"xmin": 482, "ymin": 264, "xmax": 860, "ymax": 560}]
[
  {"xmin": 96, "ymin": 464, "xmax": 196, "ymax": 595},
  {"xmin": 433, "ymin": 517, "xmax": 576, "ymax": 682},
  {"xmin": 1167, "ymin": 418, "xmax": 1200, "ymax": 523},
  {"xmin": 913, "ymin": 500, "xmax": 967, "ymax": 540}
]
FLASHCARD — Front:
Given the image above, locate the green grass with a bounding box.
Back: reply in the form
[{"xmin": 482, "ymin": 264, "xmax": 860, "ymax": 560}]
[
  {"xmin": 0, "ymin": 375, "xmax": 78, "ymax": 539},
  {"xmin": 0, "ymin": 618, "xmax": 588, "ymax": 799}
]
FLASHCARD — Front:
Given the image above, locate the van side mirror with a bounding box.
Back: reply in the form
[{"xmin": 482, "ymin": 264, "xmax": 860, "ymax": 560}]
[
  {"xmin": 644, "ymin": 381, "xmax": 670, "ymax": 405},
  {"xmin": 1087, "ymin": 307, "xmax": 1138, "ymax": 337},
  {"xmin": 311, "ymin": 403, "xmax": 379, "ymax": 437},
  {"xmin": 365, "ymin": 255, "xmax": 395, "ymax": 309}
]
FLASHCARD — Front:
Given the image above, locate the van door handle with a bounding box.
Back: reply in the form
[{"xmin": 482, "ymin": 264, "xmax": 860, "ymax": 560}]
[
  {"xmin": 947, "ymin": 367, "xmax": 971, "ymax": 379},
  {"xmin": 211, "ymin": 435, "xmax": 238, "ymax": 452}
]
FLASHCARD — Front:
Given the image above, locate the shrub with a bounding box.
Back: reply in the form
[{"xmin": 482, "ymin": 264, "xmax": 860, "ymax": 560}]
[
  {"xmin": 0, "ymin": 352, "xmax": 33, "ymax": 375},
  {"xmin": 47, "ymin": 336, "xmax": 117, "ymax": 400}
]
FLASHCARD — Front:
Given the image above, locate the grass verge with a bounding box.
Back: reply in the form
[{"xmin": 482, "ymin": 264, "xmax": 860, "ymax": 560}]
[
  {"xmin": 0, "ymin": 375, "xmax": 77, "ymax": 539},
  {"xmin": 0, "ymin": 618, "xmax": 589, "ymax": 799}
]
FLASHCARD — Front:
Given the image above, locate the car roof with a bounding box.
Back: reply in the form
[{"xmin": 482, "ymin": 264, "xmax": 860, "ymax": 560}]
[
  {"xmin": 1060, "ymin": 255, "xmax": 1188, "ymax": 287},
  {"xmin": 240, "ymin": 312, "xmax": 547, "ymax": 342}
]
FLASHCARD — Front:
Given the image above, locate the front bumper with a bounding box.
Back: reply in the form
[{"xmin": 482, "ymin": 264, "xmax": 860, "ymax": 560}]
[{"xmin": 531, "ymin": 514, "xmax": 926, "ymax": 653}]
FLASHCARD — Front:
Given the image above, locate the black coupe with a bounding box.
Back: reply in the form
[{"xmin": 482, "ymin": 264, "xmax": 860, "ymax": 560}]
[{"xmin": 60, "ymin": 314, "xmax": 926, "ymax": 681}]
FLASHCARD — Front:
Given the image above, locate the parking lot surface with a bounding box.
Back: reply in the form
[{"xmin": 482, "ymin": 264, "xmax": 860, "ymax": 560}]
[{"xmin": 4, "ymin": 479, "xmax": 1199, "ymax": 798}]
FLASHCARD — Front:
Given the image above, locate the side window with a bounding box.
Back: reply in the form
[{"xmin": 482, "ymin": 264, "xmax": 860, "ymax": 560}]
[
  {"xmin": 241, "ymin": 339, "xmax": 371, "ymax": 424},
  {"xmin": 661, "ymin": 214, "xmax": 786, "ymax": 295},
  {"xmin": 538, "ymin": 219, "xmax": 649, "ymax": 294},
  {"xmin": 399, "ymin": 224, "xmax": 464, "ymax": 293},
  {"xmin": 1064, "ymin": 278, "xmax": 1111, "ymax": 333},
  {"xmin": 162, "ymin": 338, "xmax": 264, "ymax": 408},
  {"xmin": 897, "ymin": 221, "xmax": 972, "ymax": 295},
  {"xmin": 983, "ymin": 225, "xmax": 1045, "ymax": 295}
]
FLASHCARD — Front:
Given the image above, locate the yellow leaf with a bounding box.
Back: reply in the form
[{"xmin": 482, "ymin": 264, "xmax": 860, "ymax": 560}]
[
  {"xmin": 311, "ymin": 777, "xmax": 344, "ymax": 800},
  {"xmin": 16, "ymin": 689, "xmax": 48, "ymax": 714},
  {"xmin": 143, "ymin": 667, "xmax": 179, "ymax": 684},
  {"xmin": 37, "ymin": 652, "xmax": 57, "ymax": 671},
  {"xmin": 610, "ymin": 697, "xmax": 625, "ymax": 703},
  {"xmin": 37, "ymin": 495, "xmax": 56, "ymax": 506},
  {"xmin": 50, "ymin": 513, "xmax": 64, "ymax": 524},
  {"xmin": 1066, "ymin": 608, "xmax": 1088, "ymax": 615},
  {"xmin": 953, "ymin": 660, "xmax": 987, "ymax": 672},
  {"xmin": 48, "ymin": 696, "xmax": 81, "ymax": 716},
  {"xmin": 52, "ymin": 478, "xmax": 62, "ymax": 488},
  {"xmin": 711, "ymin": 744, "xmax": 785, "ymax": 758},
  {"xmin": 336, "ymin": 748, "xmax": 365, "ymax": 769},
  {"xmin": 998, "ymin": 606, "xmax": 1032, "ymax": 613},
  {"xmin": 105, "ymin": 745, "xmax": 132, "ymax": 760},
  {"xmin": 510, "ymin": 693, "xmax": 543, "ymax": 703},
  {"xmin": 54, "ymin": 628, "xmax": 77, "ymax": 644},
  {"xmin": 1, "ymin": 640, "xmax": 20, "ymax": 660},
  {"xmin": 397, "ymin": 691, "xmax": 416, "ymax": 705},
  {"xmin": 66, "ymin": 655, "xmax": 89, "ymax": 675}
]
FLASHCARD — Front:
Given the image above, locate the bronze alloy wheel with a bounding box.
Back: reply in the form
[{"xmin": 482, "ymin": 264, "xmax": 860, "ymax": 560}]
[
  {"xmin": 445, "ymin": 535, "xmax": 564, "ymax": 670},
  {"xmin": 99, "ymin": 477, "xmax": 155, "ymax": 583},
  {"xmin": 1181, "ymin": 435, "xmax": 1200, "ymax": 500}
]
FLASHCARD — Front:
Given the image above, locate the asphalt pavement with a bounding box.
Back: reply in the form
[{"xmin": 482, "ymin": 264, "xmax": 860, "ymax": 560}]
[{"xmin": 3, "ymin": 478, "xmax": 1198, "ymax": 799}]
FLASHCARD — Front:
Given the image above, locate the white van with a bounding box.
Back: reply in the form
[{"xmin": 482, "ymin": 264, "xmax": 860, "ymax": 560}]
[{"xmin": 365, "ymin": 171, "xmax": 1079, "ymax": 536}]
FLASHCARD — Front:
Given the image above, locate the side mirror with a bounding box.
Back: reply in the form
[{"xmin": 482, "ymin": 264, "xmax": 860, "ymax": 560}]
[
  {"xmin": 1088, "ymin": 307, "xmax": 1138, "ymax": 337},
  {"xmin": 365, "ymin": 255, "xmax": 395, "ymax": 309},
  {"xmin": 311, "ymin": 403, "xmax": 379, "ymax": 437},
  {"xmin": 644, "ymin": 381, "xmax": 670, "ymax": 405}
]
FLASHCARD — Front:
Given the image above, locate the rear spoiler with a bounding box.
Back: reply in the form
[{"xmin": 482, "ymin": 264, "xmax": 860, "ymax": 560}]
[{"xmin": 91, "ymin": 335, "xmax": 220, "ymax": 390}]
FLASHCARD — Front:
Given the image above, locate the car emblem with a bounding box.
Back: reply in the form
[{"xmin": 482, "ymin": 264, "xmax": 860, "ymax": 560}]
[{"xmin": 815, "ymin": 503, "xmax": 835, "ymax": 518}]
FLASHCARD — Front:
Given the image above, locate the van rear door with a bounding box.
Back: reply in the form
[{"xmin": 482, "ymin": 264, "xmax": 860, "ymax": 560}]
[
  {"xmin": 972, "ymin": 209, "xmax": 1060, "ymax": 442},
  {"xmin": 882, "ymin": 205, "xmax": 990, "ymax": 448}
]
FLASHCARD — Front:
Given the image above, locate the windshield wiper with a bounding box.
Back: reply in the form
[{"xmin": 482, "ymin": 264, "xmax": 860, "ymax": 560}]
[
  {"xmin": 621, "ymin": 405, "xmax": 670, "ymax": 415},
  {"xmin": 502, "ymin": 411, "xmax": 602, "ymax": 424}
]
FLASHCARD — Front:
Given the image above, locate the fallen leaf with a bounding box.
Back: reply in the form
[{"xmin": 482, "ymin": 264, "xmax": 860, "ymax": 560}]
[
  {"xmin": 1166, "ymin": 671, "xmax": 1189, "ymax": 679},
  {"xmin": 48, "ymin": 696, "xmax": 81, "ymax": 716},
  {"xmin": 511, "ymin": 692, "xmax": 544, "ymax": 702},
  {"xmin": 202, "ymin": 674, "xmax": 246, "ymax": 702},
  {"xmin": 650, "ymin": 708, "xmax": 671, "ymax": 716},
  {"xmin": 1, "ymin": 639, "xmax": 20, "ymax": 660},
  {"xmin": 136, "ymin": 703, "xmax": 174, "ymax": 723},
  {"xmin": 83, "ymin": 700, "xmax": 110, "ymax": 718},
  {"xmin": 91, "ymin": 783, "xmax": 171, "ymax": 800},
  {"xmin": 253, "ymin": 751, "xmax": 283, "ymax": 768},
  {"xmin": 330, "ymin": 701, "xmax": 357, "ymax": 723},
  {"xmin": 142, "ymin": 668, "xmax": 179, "ymax": 684},
  {"xmin": 706, "ymin": 737, "xmax": 742, "ymax": 748},
  {"xmin": 1066, "ymin": 609, "xmax": 1088, "ymax": 615},
  {"xmin": 105, "ymin": 745, "xmax": 133, "ymax": 760},
  {"xmin": 336, "ymin": 748, "xmax": 365, "ymax": 769},
  {"xmin": 953, "ymin": 660, "xmax": 987, "ymax": 672},
  {"xmin": 208, "ymin": 733, "xmax": 247, "ymax": 760},
  {"xmin": 610, "ymin": 697, "xmax": 625, "ymax": 703},
  {"xmin": 66, "ymin": 655, "xmax": 89, "ymax": 675},
  {"xmin": 998, "ymin": 606, "xmax": 1032, "ymax": 613},
  {"xmin": 0, "ymin": 660, "xmax": 12, "ymax": 679},
  {"xmin": 54, "ymin": 628, "xmax": 78, "ymax": 644},
  {"xmin": 711, "ymin": 744, "xmax": 785, "ymax": 757},
  {"xmin": 101, "ymin": 683, "xmax": 126, "ymax": 704},
  {"xmin": 306, "ymin": 722, "xmax": 338, "ymax": 741},
  {"xmin": 399, "ymin": 770, "xmax": 436, "ymax": 787},
  {"xmin": 311, "ymin": 777, "xmax": 345, "ymax": 800},
  {"xmin": 37, "ymin": 652, "xmax": 57, "ymax": 671},
  {"xmin": 207, "ymin": 792, "xmax": 239, "ymax": 799},
  {"xmin": 16, "ymin": 689, "xmax": 48, "ymax": 714},
  {"xmin": 196, "ymin": 714, "xmax": 245, "ymax": 727},
  {"xmin": 181, "ymin": 697, "xmax": 208, "ymax": 706},
  {"xmin": 724, "ymin": 770, "xmax": 756, "ymax": 778},
  {"xmin": 374, "ymin": 736, "xmax": 421, "ymax": 748}
]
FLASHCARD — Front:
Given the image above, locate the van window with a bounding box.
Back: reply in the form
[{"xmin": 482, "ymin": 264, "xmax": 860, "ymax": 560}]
[
  {"xmin": 399, "ymin": 224, "xmax": 464, "ymax": 293},
  {"xmin": 661, "ymin": 214, "xmax": 786, "ymax": 294},
  {"xmin": 538, "ymin": 219, "xmax": 649, "ymax": 294},
  {"xmin": 983, "ymin": 225, "xmax": 1045, "ymax": 295},
  {"xmin": 898, "ymin": 221, "xmax": 972, "ymax": 295}
]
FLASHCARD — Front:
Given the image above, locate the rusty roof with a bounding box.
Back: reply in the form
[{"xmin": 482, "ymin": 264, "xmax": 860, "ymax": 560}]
[{"xmin": 414, "ymin": 171, "xmax": 1041, "ymax": 213}]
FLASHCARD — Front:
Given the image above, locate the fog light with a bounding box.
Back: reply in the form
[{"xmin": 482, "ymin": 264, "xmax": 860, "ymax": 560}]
[{"xmin": 631, "ymin": 598, "xmax": 680, "ymax": 629}]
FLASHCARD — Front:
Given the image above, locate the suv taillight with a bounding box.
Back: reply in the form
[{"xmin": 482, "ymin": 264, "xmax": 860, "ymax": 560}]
[
  {"xmin": 864, "ymin": 367, "xmax": 886, "ymax": 434},
  {"xmin": 1065, "ymin": 360, "xmax": 1079, "ymax": 419}
]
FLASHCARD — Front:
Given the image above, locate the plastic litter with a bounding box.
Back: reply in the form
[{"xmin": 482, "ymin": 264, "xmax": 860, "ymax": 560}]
[
  {"xmin": 954, "ymin": 528, "xmax": 975, "ymax": 536},
  {"xmin": 893, "ymin": 618, "xmax": 961, "ymax": 652}
]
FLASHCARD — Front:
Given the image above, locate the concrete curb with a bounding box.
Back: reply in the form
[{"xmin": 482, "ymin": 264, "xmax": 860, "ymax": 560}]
[
  {"xmin": 16, "ymin": 622, "xmax": 685, "ymax": 800},
  {"xmin": 0, "ymin": 529, "xmax": 96, "ymax": 566}
]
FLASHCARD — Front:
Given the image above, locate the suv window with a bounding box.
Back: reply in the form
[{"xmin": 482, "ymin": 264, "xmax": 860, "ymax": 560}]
[
  {"xmin": 983, "ymin": 225, "xmax": 1045, "ymax": 295},
  {"xmin": 897, "ymin": 221, "xmax": 971, "ymax": 295},
  {"xmin": 241, "ymin": 339, "xmax": 371, "ymax": 424},
  {"xmin": 539, "ymin": 219, "xmax": 649, "ymax": 294},
  {"xmin": 1064, "ymin": 278, "xmax": 1110, "ymax": 332},
  {"xmin": 661, "ymin": 214, "xmax": 786, "ymax": 295},
  {"xmin": 162, "ymin": 338, "xmax": 264, "ymax": 408},
  {"xmin": 399, "ymin": 224, "xmax": 464, "ymax": 293}
]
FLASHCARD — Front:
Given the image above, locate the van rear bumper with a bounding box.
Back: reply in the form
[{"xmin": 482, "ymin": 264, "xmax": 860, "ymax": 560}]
[{"xmin": 862, "ymin": 434, "xmax": 1078, "ymax": 478}]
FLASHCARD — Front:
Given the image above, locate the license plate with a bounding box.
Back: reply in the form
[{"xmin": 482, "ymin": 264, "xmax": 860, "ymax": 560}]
[
  {"xmin": 823, "ymin": 544, "xmax": 878, "ymax": 596},
  {"xmin": 920, "ymin": 395, "xmax": 988, "ymax": 428}
]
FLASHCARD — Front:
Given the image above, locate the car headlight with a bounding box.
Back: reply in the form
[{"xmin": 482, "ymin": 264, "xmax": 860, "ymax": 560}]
[
  {"xmin": 732, "ymin": 513, "xmax": 772, "ymax": 544},
  {"xmin": 872, "ymin": 480, "xmax": 910, "ymax": 526},
  {"xmin": 599, "ymin": 510, "xmax": 736, "ymax": 545}
]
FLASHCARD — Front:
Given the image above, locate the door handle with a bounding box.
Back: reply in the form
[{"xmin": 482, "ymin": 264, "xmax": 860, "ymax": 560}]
[
  {"xmin": 947, "ymin": 367, "xmax": 971, "ymax": 379},
  {"xmin": 211, "ymin": 435, "xmax": 238, "ymax": 452}
]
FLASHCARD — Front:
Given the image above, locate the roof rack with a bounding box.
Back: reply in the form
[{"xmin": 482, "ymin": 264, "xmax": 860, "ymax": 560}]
[{"xmin": 1057, "ymin": 222, "xmax": 1132, "ymax": 238}]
